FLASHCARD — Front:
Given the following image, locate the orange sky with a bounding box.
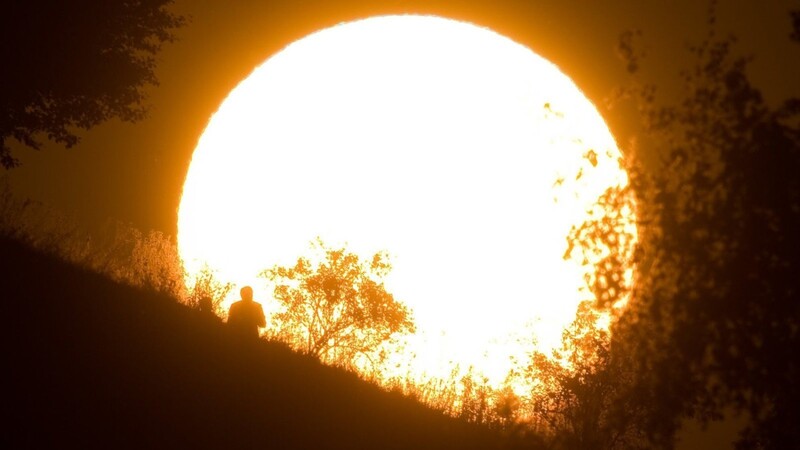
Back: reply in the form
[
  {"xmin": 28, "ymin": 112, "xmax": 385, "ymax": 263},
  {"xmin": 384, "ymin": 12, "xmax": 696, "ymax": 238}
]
[{"xmin": 7, "ymin": 0, "xmax": 799, "ymax": 235}]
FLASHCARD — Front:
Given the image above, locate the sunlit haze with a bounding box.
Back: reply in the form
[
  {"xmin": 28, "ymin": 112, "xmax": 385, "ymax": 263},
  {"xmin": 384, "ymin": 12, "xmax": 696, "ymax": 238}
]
[{"xmin": 178, "ymin": 15, "xmax": 631, "ymax": 385}]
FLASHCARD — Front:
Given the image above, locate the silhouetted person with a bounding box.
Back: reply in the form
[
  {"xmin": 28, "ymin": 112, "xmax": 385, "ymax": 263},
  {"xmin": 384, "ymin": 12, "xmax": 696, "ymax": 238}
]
[
  {"xmin": 227, "ymin": 286, "xmax": 266, "ymax": 338},
  {"xmin": 197, "ymin": 295, "xmax": 220, "ymax": 323},
  {"xmin": 198, "ymin": 295, "xmax": 213, "ymax": 314}
]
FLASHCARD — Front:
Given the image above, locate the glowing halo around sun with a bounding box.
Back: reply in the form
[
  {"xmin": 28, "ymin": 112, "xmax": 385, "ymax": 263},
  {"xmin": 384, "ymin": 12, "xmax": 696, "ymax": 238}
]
[{"xmin": 178, "ymin": 15, "xmax": 631, "ymax": 384}]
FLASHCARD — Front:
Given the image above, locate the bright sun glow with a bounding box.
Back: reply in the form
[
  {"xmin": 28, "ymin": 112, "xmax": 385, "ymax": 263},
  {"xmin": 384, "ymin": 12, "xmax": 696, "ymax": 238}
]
[{"xmin": 179, "ymin": 15, "xmax": 630, "ymax": 385}]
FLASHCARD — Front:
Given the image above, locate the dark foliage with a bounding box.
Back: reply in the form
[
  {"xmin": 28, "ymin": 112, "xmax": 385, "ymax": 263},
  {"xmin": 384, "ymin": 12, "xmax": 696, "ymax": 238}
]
[
  {"xmin": 1, "ymin": 236, "xmax": 512, "ymax": 449},
  {"xmin": 614, "ymin": 21, "xmax": 800, "ymax": 449},
  {"xmin": 0, "ymin": 0, "xmax": 184, "ymax": 168}
]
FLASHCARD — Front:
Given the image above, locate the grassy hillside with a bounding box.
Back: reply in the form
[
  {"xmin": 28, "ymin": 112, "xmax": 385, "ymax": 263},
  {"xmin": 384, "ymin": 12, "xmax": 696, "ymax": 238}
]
[{"xmin": 2, "ymin": 236, "xmax": 514, "ymax": 449}]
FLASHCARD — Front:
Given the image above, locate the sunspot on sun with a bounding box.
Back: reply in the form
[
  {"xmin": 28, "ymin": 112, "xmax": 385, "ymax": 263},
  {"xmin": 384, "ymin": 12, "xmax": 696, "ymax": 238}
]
[{"xmin": 178, "ymin": 15, "xmax": 633, "ymax": 385}]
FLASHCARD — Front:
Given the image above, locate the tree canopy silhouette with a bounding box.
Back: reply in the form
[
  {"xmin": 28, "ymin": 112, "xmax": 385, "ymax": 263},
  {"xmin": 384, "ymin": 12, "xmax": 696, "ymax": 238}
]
[
  {"xmin": 262, "ymin": 239, "xmax": 415, "ymax": 368},
  {"xmin": 0, "ymin": 0, "xmax": 185, "ymax": 168},
  {"xmin": 606, "ymin": 9, "xmax": 800, "ymax": 448}
]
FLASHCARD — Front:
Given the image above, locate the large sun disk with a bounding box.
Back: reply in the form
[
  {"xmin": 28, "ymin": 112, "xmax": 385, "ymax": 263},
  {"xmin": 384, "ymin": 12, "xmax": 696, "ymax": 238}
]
[{"xmin": 178, "ymin": 15, "xmax": 629, "ymax": 384}]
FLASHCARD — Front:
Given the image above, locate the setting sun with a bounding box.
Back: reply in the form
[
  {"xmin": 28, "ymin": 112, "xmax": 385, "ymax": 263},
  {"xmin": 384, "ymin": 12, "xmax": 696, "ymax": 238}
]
[{"xmin": 178, "ymin": 15, "xmax": 631, "ymax": 384}]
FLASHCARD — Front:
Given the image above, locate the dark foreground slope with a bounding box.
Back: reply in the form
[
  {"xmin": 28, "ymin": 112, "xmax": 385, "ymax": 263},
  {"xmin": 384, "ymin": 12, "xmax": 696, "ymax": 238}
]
[{"xmin": 2, "ymin": 237, "xmax": 508, "ymax": 449}]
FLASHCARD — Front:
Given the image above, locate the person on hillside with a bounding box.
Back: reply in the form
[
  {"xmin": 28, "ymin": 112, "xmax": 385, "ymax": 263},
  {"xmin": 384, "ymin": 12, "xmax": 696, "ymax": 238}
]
[
  {"xmin": 197, "ymin": 295, "xmax": 221, "ymax": 324},
  {"xmin": 227, "ymin": 286, "xmax": 266, "ymax": 338},
  {"xmin": 198, "ymin": 295, "xmax": 215, "ymax": 316}
]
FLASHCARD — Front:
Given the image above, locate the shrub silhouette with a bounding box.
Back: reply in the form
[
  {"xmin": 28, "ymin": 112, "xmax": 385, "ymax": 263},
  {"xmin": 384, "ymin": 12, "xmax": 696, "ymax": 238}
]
[{"xmin": 262, "ymin": 239, "xmax": 415, "ymax": 370}]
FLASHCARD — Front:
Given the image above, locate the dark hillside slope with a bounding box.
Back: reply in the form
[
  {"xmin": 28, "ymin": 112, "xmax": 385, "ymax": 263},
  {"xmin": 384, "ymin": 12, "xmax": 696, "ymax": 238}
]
[{"xmin": 2, "ymin": 237, "xmax": 507, "ymax": 449}]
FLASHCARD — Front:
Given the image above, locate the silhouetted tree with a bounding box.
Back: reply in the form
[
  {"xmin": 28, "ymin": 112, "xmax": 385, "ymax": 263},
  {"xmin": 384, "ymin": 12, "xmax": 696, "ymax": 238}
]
[
  {"xmin": 0, "ymin": 0, "xmax": 185, "ymax": 168},
  {"xmin": 609, "ymin": 9, "xmax": 800, "ymax": 448},
  {"xmin": 262, "ymin": 239, "xmax": 415, "ymax": 368}
]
